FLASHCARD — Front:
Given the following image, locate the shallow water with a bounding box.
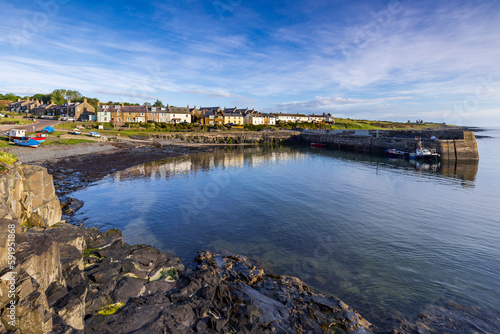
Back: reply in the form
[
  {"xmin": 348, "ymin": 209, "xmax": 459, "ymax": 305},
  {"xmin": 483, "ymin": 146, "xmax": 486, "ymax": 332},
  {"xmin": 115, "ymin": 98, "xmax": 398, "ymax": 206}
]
[{"xmin": 72, "ymin": 129, "xmax": 500, "ymax": 331}]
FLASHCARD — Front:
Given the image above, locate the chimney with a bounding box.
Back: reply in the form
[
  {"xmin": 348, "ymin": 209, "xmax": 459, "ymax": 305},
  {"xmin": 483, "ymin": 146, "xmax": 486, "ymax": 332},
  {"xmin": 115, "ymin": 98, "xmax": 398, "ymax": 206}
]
[
  {"xmin": 84, "ymin": 98, "xmax": 87, "ymax": 103},
  {"xmin": 27, "ymin": 97, "xmax": 30, "ymax": 102},
  {"xmin": 145, "ymin": 103, "xmax": 148, "ymax": 108},
  {"xmin": 51, "ymin": 100, "xmax": 54, "ymax": 105},
  {"xmin": 67, "ymin": 99, "xmax": 71, "ymax": 105},
  {"xmin": 121, "ymin": 102, "xmax": 124, "ymax": 107},
  {"xmin": 18, "ymin": 98, "xmax": 21, "ymax": 102},
  {"xmin": 97, "ymin": 101, "xmax": 100, "ymax": 107}
]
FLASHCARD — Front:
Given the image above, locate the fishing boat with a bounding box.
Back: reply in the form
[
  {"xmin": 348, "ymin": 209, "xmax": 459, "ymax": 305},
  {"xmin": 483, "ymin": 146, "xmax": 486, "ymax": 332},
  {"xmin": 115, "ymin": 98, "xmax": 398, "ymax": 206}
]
[
  {"xmin": 20, "ymin": 134, "xmax": 47, "ymax": 143},
  {"xmin": 89, "ymin": 132, "xmax": 101, "ymax": 137},
  {"xmin": 5, "ymin": 129, "xmax": 26, "ymax": 140},
  {"xmin": 70, "ymin": 129, "xmax": 81, "ymax": 135},
  {"xmin": 13, "ymin": 138, "xmax": 41, "ymax": 148},
  {"xmin": 386, "ymin": 141, "xmax": 439, "ymax": 161},
  {"xmin": 408, "ymin": 147, "xmax": 440, "ymax": 160},
  {"xmin": 310, "ymin": 142, "xmax": 326, "ymax": 148}
]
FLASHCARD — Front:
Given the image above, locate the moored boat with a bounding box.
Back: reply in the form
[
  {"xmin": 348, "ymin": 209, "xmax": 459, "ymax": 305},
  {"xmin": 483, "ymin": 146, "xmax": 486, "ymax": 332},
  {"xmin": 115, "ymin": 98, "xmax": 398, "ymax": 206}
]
[
  {"xmin": 310, "ymin": 142, "xmax": 326, "ymax": 147},
  {"xmin": 13, "ymin": 138, "xmax": 41, "ymax": 148},
  {"xmin": 408, "ymin": 147, "xmax": 440, "ymax": 160},
  {"xmin": 386, "ymin": 141, "xmax": 440, "ymax": 161}
]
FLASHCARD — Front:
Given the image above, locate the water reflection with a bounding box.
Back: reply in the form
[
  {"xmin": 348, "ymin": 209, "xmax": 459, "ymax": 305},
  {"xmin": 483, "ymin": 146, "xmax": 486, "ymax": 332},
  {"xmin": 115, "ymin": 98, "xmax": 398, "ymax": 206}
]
[
  {"xmin": 112, "ymin": 146, "xmax": 308, "ymax": 181},
  {"xmin": 111, "ymin": 146, "xmax": 478, "ymax": 187}
]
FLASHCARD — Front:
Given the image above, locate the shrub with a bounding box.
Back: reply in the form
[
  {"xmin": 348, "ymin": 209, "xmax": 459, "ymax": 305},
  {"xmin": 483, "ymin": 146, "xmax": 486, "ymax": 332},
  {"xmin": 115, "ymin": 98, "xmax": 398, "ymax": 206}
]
[{"xmin": 0, "ymin": 152, "xmax": 18, "ymax": 165}]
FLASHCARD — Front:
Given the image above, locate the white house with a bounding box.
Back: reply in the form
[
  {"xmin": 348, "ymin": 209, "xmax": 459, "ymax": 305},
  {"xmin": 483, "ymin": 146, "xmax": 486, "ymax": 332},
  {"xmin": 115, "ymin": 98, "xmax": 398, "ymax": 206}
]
[
  {"xmin": 244, "ymin": 112, "xmax": 264, "ymax": 125},
  {"xmin": 273, "ymin": 113, "xmax": 309, "ymax": 123}
]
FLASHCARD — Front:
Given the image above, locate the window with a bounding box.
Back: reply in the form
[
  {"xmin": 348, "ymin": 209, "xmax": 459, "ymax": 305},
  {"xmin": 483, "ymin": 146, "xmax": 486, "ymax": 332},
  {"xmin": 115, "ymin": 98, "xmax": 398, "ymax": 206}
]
[
  {"xmin": 209, "ymin": 115, "xmax": 214, "ymax": 119},
  {"xmin": 127, "ymin": 118, "xmax": 132, "ymax": 122},
  {"xmin": 152, "ymin": 112, "xmax": 156, "ymax": 116},
  {"xmin": 141, "ymin": 113, "xmax": 144, "ymax": 116},
  {"xmin": 104, "ymin": 117, "xmax": 107, "ymax": 121}
]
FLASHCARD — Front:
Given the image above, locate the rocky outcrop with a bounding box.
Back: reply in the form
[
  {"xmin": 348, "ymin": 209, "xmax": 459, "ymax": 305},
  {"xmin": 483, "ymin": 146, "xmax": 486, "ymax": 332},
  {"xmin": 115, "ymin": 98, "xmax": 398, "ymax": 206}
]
[
  {"xmin": 1, "ymin": 220, "xmax": 373, "ymax": 333},
  {"xmin": 0, "ymin": 162, "xmax": 61, "ymax": 228},
  {"xmin": 83, "ymin": 230, "xmax": 372, "ymax": 333}
]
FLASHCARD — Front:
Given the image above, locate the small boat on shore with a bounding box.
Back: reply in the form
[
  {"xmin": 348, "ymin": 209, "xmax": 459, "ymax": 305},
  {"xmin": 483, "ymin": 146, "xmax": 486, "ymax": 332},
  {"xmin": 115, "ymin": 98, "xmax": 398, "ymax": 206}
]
[
  {"xmin": 70, "ymin": 129, "xmax": 81, "ymax": 135},
  {"xmin": 4, "ymin": 129, "xmax": 26, "ymax": 140},
  {"xmin": 13, "ymin": 138, "xmax": 41, "ymax": 148},
  {"xmin": 310, "ymin": 142, "xmax": 326, "ymax": 148},
  {"xmin": 89, "ymin": 132, "xmax": 101, "ymax": 137},
  {"xmin": 23, "ymin": 134, "xmax": 47, "ymax": 142}
]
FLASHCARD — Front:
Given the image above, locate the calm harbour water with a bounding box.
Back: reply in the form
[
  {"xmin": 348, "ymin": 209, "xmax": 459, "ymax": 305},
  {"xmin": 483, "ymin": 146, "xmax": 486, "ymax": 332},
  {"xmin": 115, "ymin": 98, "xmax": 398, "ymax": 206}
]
[{"xmin": 72, "ymin": 129, "xmax": 500, "ymax": 331}]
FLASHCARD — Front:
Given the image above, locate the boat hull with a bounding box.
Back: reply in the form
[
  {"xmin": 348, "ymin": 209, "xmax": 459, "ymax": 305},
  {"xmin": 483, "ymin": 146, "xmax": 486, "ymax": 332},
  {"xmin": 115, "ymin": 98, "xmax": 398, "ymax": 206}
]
[{"xmin": 13, "ymin": 138, "xmax": 40, "ymax": 148}]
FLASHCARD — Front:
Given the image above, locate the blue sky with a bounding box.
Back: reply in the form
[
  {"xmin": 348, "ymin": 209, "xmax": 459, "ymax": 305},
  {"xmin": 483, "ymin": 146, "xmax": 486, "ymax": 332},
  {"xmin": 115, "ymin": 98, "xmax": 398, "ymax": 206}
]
[{"xmin": 1, "ymin": 0, "xmax": 499, "ymax": 125}]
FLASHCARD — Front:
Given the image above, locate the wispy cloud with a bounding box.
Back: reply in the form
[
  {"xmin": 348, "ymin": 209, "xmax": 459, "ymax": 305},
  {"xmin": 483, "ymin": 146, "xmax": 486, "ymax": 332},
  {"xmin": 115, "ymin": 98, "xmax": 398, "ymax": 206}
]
[
  {"xmin": 183, "ymin": 89, "xmax": 241, "ymax": 99},
  {"xmin": 273, "ymin": 95, "xmax": 410, "ymax": 113}
]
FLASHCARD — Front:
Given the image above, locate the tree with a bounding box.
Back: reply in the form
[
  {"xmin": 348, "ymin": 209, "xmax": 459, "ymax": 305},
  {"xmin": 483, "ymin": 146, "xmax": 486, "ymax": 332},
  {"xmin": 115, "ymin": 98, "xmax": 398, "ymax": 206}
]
[
  {"xmin": 32, "ymin": 93, "xmax": 51, "ymax": 103},
  {"xmin": 0, "ymin": 93, "xmax": 21, "ymax": 102},
  {"xmin": 65, "ymin": 90, "xmax": 82, "ymax": 101},
  {"xmin": 50, "ymin": 89, "xmax": 67, "ymax": 104},
  {"xmin": 153, "ymin": 99, "xmax": 164, "ymax": 107}
]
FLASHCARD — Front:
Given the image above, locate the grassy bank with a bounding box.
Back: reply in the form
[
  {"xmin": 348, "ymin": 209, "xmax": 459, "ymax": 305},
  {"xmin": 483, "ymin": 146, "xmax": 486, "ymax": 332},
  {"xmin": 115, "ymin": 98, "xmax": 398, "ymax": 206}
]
[
  {"xmin": 53, "ymin": 118, "xmax": 451, "ymax": 136},
  {"xmin": 0, "ymin": 117, "xmax": 34, "ymax": 125}
]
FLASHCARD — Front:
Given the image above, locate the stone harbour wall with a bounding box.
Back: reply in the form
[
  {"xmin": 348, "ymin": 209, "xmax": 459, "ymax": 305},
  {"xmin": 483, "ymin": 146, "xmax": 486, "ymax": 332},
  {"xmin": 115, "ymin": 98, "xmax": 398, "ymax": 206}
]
[{"xmin": 300, "ymin": 131, "xmax": 479, "ymax": 160}]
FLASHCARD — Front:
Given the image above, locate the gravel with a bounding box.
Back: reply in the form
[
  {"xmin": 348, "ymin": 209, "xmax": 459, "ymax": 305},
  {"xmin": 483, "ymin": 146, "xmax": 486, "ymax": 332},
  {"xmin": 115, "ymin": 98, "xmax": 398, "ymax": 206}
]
[{"xmin": 2, "ymin": 143, "xmax": 122, "ymax": 163}]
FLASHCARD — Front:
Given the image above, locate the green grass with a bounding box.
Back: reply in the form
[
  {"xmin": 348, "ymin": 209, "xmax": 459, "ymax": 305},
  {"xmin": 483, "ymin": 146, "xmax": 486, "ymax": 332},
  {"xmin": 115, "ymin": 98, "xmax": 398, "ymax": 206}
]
[
  {"xmin": 332, "ymin": 118, "xmax": 449, "ymax": 130},
  {"xmin": 0, "ymin": 117, "xmax": 33, "ymax": 125},
  {"xmin": 97, "ymin": 302, "xmax": 125, "ymax": 316},
  {"xmin": 0, "ymin": 151, "xmax": 18, "ymax": 164}
]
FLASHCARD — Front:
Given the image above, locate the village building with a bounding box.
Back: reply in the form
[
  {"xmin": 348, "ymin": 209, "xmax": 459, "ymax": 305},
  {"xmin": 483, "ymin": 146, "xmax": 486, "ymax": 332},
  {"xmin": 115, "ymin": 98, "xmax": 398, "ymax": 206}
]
[
  {"xmin": 31, "ymin": 101, "xmax": 56, "ymax": 117},
  {"xmin": 201, "ymin": 110, "xmax": 224, "ymax": 126},
  {"xmin": 97, "ymin": 103, "xmax": 149, "ymax": 124},
  {"xmin": 273, "ymin": 112, "xmax": 309, "ymax": 123},
  {"xmin": 244, "ymin": 111, "xmax": 264, "ymax": 125},
  {"xmin": 148, "ymin": 105, "xmax": 169, "ymax": 122},
  {"xmin": 31, "ymin": 99, "xmax": 95, "ymax": 120},
  {"xmin": 222, "ymin": 108, "xmax": 244, "ymax": 125},
  {"xmin": 166, "ymin": 105, "xmax": 191, "ymax": 123},
  {"xmin": 261, "ymin": 113, "xmax": 276, "ymax": 125},
  {"xmin": 7, "ymin": 97, "xmax": 41, "ymax": 113}
]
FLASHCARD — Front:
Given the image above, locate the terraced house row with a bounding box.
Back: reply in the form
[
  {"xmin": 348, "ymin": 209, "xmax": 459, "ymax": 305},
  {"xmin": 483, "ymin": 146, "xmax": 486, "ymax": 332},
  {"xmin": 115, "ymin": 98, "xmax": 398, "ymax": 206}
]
[
  {"xmin": 8, "ymin": 98, "xmax": 96, "ymax": 121},
  {"xmin": 7, "ymin": 98, "xmax": 335, "ymax": 125}
]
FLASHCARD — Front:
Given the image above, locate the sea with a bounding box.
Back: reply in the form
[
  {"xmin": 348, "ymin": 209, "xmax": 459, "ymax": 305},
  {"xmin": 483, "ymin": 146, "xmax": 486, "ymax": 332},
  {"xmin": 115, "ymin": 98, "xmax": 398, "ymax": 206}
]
[{"xmin": 71, "ymin": 128, "xmax": 500, "ymax": 332}]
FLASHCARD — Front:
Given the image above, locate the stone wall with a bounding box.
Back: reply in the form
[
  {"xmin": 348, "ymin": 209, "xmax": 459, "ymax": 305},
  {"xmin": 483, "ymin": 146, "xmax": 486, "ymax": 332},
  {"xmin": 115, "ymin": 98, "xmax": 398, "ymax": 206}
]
[
  {"xmin": 151, "ymin": 130, "xmax": 300, "ymax": 144},
  {"xmin": 299, "ymin": 131, "xmax": 479, "ymax": 160}
]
